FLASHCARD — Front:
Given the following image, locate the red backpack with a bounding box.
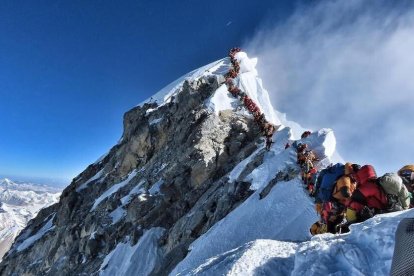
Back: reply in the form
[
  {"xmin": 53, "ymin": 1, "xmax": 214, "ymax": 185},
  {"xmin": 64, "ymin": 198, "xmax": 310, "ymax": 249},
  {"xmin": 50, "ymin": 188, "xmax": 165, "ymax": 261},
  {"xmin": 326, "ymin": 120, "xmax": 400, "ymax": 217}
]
[
  {"xmin": 354, "ymin": 165, "xmax": 377, "ymax": 186},
  {"xmin": 349, "ymin": 165, "xmax": 389, "ymax": 212}
]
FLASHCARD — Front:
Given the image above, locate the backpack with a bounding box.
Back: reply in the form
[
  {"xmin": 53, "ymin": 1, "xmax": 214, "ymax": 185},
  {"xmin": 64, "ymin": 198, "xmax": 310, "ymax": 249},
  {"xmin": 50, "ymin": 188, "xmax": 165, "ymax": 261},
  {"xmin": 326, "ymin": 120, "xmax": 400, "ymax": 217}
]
[
  {"xmin": 383, "ymin": 194, "xmax": 404, "ymax": 213},
  {"xmin": 317, "ymin": 163, "xmax": 345, "ymax": 202},
  {"xmin": 352, "ymin": 168, "xmax": 404, "ymax": 213},
  {"xmin": 313, "ymin": 171, "xmax": 325, "ymax": 201},
  {"xmin": 332, "ymin": 175, "xmax": 356, "ymax": 202},
  {"xmin": 353, "ymin": 165, "xmax": 377, "ymax": 186},
  {"xmin": 352, "ymin": 165, "xmax": 392, "ymax": 211},
  {"xmin": 379, "ymin": 173, "xmax": 411, "ymax": 210}
]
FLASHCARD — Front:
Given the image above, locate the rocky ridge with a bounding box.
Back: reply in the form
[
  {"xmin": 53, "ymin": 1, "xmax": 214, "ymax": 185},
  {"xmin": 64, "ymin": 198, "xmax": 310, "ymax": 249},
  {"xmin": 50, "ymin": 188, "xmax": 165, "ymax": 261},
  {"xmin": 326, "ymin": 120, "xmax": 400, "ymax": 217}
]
[{"xmin": 0, "ymin": 57, "xmax": 275, "ymax": 275}]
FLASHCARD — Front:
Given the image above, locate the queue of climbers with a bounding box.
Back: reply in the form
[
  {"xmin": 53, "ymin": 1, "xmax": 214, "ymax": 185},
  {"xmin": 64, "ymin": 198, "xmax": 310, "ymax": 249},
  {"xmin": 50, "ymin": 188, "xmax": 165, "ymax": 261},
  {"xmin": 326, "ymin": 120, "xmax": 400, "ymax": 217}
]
[
  {"xmin": 223, "ymin": 47, "xmax": 413, "ymax": 237},
  {"xmin": 223, "ymin": 48, "xmax": 414, "ymax": 236},
  {"xmin": 225, "ymin": 48, "xmax": 278, "ymax": 150},
  {"xmin": 288, "ymin": 132, "xmax": 414, "ymax": 235}
]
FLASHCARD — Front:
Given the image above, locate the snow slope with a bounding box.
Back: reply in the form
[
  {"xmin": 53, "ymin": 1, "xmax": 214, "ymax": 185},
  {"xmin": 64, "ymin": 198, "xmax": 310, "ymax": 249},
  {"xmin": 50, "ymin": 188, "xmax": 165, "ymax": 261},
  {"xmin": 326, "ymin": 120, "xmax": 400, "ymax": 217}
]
[
  {"xmin": 16, "ymin": 214, "xmax": 55, "ymax": 252},
  {"xmin": 139, "ymin": 58, "xmax": 229, "ymax": 108},
  {"xmin": 181, "ymin": 209, "xmax": 414, "ymax": 275},
  {"xmin": 91, "ymin": 170, "xmax": 138, "ymax": 211},
  {"xmin": 172, "ymin": 125, "xmax": 409, "ymax": 275},
  {"xmin": 0, "ymin": 179, "xmax": 60, "ymax": 260},
  {"xmin": 99, "ymin": 227, "xmax": 165, "ymax": 276},
  {"xmin": 99, "ymin": 52, "xmax": 351, "ymax": 276},
  {"xmin": 182, "ymin": 239, "xmax": 298, "ymax": 275},
  {"xmin": 171, "ymin": 128, "xmax": 335, "ymax": 275}
]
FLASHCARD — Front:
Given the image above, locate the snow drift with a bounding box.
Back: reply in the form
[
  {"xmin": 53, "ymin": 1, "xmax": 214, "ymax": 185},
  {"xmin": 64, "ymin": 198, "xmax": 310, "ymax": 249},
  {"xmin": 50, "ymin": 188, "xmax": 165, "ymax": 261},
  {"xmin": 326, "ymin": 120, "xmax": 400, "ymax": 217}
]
[{"xmin": 181, "ymin": 209, "xmax": 413, "ymax": 275}]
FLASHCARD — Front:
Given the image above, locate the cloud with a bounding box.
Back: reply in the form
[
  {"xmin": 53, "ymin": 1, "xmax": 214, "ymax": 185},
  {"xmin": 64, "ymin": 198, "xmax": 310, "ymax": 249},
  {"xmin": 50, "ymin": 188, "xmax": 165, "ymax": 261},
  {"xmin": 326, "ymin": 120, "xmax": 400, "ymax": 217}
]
[{"xmin": 244, "ymin": 0, "xmax": 414, "ymax": 174}]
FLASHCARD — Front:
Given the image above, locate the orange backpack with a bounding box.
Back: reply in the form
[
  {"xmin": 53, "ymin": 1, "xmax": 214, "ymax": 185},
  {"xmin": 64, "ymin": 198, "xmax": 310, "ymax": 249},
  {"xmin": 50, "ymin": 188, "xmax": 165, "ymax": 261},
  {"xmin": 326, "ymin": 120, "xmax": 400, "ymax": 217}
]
[{"xmin": 332, "ymin": 175, "xmax": 356, "ymax": 203}]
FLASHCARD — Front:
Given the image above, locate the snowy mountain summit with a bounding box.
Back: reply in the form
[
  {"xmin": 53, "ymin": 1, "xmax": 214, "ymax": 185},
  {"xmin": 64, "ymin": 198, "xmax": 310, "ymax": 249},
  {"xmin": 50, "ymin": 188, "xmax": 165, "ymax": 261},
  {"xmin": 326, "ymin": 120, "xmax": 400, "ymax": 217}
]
[
  {"xmin": 0, "ymin": 52, "xmax": 410, "ymax": 275},
  {"xmin": 0, "ymin": 178, "xmax": 60, "ymax": 260}
]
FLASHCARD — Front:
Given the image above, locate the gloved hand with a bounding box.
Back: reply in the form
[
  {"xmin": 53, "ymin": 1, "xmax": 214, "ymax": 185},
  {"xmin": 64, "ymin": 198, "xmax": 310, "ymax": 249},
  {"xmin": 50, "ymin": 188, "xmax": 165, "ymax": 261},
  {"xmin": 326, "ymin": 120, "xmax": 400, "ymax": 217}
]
[{"xmin": 360, "ymin": 206, "xmax": 375, "ymax": 221}]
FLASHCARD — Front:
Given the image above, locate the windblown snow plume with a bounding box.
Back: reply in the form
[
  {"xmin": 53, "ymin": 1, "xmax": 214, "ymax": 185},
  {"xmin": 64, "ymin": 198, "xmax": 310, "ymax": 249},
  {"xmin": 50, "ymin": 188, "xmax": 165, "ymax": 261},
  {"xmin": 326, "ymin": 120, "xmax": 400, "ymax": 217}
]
[{"xmin": 245, "ymin": 0, "xmax": 414, "ymax": 175}]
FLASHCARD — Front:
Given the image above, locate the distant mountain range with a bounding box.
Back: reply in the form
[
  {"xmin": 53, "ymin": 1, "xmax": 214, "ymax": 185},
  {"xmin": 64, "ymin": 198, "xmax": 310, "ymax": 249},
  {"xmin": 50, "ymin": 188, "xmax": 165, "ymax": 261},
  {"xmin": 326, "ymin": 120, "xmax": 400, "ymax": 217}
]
[
  {"xmin": 0, "ymin": 175, "xmax": 68, "ymax": 188},
  {"xmin": 0, "ymin": 178, "xmax": 61, "ymax": 260}
]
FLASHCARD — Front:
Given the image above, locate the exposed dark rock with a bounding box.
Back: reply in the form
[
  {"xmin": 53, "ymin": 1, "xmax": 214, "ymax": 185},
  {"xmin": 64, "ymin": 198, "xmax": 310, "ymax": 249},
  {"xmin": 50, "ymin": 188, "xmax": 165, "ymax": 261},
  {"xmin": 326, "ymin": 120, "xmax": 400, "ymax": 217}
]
[
  {"xmin": 0, "ymin": 75, "xmax": 264, "ymax": 275},
  {"xmin": 259, "ymin": 166, "xmax": 300, "ymax": 200}
]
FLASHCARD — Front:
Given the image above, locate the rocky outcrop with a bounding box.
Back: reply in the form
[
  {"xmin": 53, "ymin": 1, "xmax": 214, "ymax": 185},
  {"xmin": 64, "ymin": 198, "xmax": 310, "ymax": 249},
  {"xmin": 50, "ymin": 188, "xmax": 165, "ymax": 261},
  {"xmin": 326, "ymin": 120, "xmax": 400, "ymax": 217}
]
[
  {"xmin": 0, "ymin": 73, "xmax": 265, "ymax": 275},
  {"xmin": 259, "ymin": 167, "xmax": 299, "ymax": 200}
]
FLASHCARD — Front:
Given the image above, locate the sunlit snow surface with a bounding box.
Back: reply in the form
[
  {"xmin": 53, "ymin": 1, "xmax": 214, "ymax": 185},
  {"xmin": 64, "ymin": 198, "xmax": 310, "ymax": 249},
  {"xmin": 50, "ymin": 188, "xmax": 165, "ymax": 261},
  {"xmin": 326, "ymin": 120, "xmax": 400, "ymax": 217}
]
[
  {"xmin": 177, "ymin": 210, "xmax": 414, "ymax": 276},
  {"xmin": 139, "ymin": 59, "xmax": 229, "ymax": 108},
  {"xmin": 183, "ymin": 239, "xmax": 297, "ymax": 275},
  {"xmin": 16, "ymin": 214, "xmax": 55, "ymax": 252},
  {"xmin": 76, "ymin": 168, "xmax": 105, "ymax": 192},
  {"xmin": 91, "ymin": 170, "xmax": 138, "ymax": 211},
  {"xmin": 99, "ymin": 228, "xmax": 165, "ymax": 276}
]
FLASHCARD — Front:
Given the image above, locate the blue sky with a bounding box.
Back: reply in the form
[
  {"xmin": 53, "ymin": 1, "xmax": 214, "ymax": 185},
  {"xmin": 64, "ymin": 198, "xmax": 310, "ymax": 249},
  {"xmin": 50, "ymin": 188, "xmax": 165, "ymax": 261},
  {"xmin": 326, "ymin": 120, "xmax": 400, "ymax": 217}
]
[
  {"xmin": 0, "ymin": 0, "xmax": 301, "ymax": 186},
  {"xmin": 3, "ymin": 0, "xmax": 412, "ymax": 187}
]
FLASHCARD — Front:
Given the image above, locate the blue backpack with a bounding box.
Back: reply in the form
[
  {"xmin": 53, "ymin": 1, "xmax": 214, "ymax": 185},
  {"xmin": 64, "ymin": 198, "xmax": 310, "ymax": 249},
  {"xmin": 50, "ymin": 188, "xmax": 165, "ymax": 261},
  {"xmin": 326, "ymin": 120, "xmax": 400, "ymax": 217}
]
[{"xmin": 317, "ymin": 163, "xmax": 345, "ymax": 202}]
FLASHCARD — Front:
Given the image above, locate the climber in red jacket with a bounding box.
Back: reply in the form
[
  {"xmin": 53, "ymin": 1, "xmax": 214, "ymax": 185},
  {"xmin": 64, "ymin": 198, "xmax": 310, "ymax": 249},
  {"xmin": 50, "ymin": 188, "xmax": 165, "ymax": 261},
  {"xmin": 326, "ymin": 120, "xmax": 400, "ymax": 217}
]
[{"xmin": 345, "ymin": 165, "xmax": 388, "ymax": 223}]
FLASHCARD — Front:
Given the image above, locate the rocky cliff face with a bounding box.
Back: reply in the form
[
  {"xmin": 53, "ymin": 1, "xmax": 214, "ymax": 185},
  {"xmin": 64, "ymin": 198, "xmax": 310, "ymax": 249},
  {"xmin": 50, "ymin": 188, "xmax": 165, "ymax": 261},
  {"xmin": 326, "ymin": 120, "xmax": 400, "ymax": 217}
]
[{"xmin": 0, "ymin": 60, "xmax": 267, "ymax": 275}]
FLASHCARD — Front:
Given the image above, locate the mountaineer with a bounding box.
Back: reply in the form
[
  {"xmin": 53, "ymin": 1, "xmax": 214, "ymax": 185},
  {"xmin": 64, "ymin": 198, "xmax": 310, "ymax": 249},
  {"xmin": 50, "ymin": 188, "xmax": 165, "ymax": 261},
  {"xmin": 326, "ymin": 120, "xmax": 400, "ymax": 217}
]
[
  {"xmin": 301, "ymin": 131, "xmax": 312, "ymax": 139},
  {"xmin": 398, "ymin": 165, "xmax": 414, "ymax": 207},
  {"xmin": 263, "ymin": 123, "xmax": 277, "ymax": 151},
  {"xmin": 311, "ymin": 163, "xmax": 360, "ymax": 235},
  {"xmin": 306, "ymin": 157, "xmax": 413, "ymax": 235},
  {"xmin": 311, "ymin": 163, "xmax": 346, "ymax": 235},
  {"xmin": 344, "ymin": 165, "xmax": 409, "ymax": 226}
]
